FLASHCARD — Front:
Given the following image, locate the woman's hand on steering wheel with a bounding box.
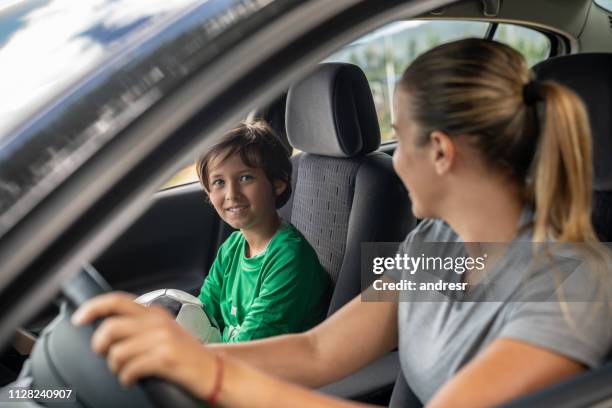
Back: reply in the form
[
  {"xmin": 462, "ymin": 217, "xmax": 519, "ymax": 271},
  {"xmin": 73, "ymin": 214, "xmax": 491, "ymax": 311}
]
[{"xmin": 72, "ymin": 292, "xmax": 217, "ymax": 401}]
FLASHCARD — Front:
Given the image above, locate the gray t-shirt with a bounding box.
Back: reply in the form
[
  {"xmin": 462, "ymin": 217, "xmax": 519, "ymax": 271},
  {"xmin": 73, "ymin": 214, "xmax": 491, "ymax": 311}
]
[{"xmin": 387, "ymin": 216, "xmax": 612, "ymax": 403}]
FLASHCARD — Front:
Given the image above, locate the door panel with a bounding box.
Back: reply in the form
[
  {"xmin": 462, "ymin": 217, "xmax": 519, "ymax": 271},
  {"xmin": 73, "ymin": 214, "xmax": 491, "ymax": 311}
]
[{"xmin": 93, "ymin": 183, "xmax": 223, "ymax": 296}]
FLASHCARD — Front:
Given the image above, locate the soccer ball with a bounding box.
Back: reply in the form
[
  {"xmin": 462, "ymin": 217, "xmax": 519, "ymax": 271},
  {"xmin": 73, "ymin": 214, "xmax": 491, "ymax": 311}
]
[{"xmin": 135, "ymin": 289, "xmax": 222, "ymax": 343}]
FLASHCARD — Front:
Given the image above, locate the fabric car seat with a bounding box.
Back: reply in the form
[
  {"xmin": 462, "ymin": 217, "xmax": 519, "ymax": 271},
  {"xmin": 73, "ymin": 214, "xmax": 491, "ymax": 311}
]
[
  {"xmin": 240, "ymin": 64, "xmax": 413, "ymax": 401},
  {"xmin": 280, "ymin": 63, "xmax": 415, "ymax": 315},
  {"xmin": 534, "ymin": 53, "xmax": 612, "ymax": 242}
]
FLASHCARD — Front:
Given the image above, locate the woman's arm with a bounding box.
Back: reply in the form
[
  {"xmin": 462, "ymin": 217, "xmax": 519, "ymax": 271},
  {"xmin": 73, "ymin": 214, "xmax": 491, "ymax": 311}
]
[
  {"xmin": 209, "ymin": 290, "xmax": 398, "ymax": 387},
  {"xmin": 426, "ymin": 338, "xmax": 584, "ymax": 408},
  {"xmin": 72, "ymin": 287, "xmax": 398, "ymax": 401},
  {"xmin": 217, "ymin": 356, "xmax": 382, "ymax": 408}
]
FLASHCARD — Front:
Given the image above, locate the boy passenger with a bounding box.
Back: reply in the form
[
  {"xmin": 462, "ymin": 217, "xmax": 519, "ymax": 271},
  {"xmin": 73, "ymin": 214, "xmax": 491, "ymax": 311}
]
[{"xmin": 196, "ymin": 121, "xmax": 330, "ymax": 342}]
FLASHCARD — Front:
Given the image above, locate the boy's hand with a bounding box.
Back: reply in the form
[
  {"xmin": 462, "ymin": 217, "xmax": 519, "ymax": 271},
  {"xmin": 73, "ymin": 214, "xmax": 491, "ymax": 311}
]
[{"xmin": 72, "ymin": 292, "xmax": 216, "ymax": 400}]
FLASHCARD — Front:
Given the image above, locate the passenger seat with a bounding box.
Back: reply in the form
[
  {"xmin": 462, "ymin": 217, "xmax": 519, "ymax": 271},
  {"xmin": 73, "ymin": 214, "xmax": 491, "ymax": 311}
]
[
  {"xmin": 277, "ymin": 63, "xmax": 414, "ymax": 402},
  {"xmin": 281, "ymin": 63, "xmax": 415, "ymax": 315}
]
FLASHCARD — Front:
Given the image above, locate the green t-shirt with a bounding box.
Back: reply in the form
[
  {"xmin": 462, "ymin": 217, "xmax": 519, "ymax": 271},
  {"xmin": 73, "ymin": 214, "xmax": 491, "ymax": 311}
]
[{"xmin": 198, "ymin": 222, "xmax": 331, "ymax": 343}]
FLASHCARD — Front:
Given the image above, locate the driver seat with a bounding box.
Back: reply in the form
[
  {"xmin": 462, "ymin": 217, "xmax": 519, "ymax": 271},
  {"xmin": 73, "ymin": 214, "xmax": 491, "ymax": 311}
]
[{"xmin": 533, "ymin": 53, "xmax": 612, "ymax": 242}]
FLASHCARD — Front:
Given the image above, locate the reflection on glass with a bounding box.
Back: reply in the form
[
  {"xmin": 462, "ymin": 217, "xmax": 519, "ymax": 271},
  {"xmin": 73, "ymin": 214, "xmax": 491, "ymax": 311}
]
[
  {"xmin": 0, "ymin": 0, "xmax": 273, "ymax": 238},
  {"xmin": 0, "ymin": 0, "xmax": 197, "ymax": 140}
]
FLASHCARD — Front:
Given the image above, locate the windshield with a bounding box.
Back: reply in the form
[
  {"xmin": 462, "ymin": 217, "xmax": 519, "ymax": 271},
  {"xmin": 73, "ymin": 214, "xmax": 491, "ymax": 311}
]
[{"xmin": 0, "ymin": 0, "xmax": 275, "ymax": 239}]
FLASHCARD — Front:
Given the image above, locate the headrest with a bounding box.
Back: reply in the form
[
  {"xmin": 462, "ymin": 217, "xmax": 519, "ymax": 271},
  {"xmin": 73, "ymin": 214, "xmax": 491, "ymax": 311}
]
[
  {"xmin": 250, "ymin": 93, "xmax": 292, "ymax": 157},
  {"xmin": 534, "ymin": 53, "xmax": 612, "ymax": 191},
  {"xmin": 286, "ymin": 63, "xmax": 381, "ymax": 158}
]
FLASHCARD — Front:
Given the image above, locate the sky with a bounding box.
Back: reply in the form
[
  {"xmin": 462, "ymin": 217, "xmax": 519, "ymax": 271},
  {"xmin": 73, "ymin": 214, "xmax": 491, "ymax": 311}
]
[{"xmin": 0, "ymin": 0, "xmax": 199, "ymax": 139}]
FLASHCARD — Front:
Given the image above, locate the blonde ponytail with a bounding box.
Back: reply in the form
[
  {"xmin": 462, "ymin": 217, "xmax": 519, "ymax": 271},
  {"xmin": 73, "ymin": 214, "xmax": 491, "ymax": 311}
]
[{"xmin": 530, "ymin": 81, "xmax": 598, "ymax": 242}]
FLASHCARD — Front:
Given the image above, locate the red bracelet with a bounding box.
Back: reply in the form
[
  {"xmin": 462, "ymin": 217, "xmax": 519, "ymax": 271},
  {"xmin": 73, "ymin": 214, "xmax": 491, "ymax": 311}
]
[{"xmin": 206, "ymin": 354, "xmax": 223, "ymax": 407}]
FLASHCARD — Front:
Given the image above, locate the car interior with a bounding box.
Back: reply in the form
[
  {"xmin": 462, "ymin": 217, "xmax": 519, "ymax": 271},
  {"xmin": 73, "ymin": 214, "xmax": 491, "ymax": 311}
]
[{"xmin": 1, "ymin": 0, "xmax": 612, "ymax": 406}]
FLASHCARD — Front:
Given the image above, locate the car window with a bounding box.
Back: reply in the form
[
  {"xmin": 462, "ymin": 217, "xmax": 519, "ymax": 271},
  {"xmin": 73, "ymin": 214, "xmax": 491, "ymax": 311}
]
[
  {"xmin": 493, "ymin": 23, "xmax": 551, "ymax": 66},
  {"xmin": 163, "ymin": 20, "xmax": 490, "ymax": 189},
  {"xmin": 162, "ymin": 164, "xmax": 200, "ymax": 189},
  {"xmin": 324, "ymin": 20, "xmax": 551, "ymax": 143},
  {"xmin": 163, "ymin": 19, "xmax": 553, "ymax": 189}
]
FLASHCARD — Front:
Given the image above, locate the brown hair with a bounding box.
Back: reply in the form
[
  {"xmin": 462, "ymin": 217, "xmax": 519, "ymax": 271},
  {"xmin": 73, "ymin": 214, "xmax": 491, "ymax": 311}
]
[
  {"xmin": 398, "ymin": 38, "xmax": 597, "ymax": 242},
  {"xmin": 196, "ymin": 121, "xmax": 292, "ymax": 208}
]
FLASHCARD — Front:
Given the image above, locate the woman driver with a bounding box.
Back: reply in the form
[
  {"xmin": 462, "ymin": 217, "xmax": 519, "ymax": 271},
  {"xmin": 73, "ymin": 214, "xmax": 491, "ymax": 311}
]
[{"xmin": 72, "ymin": 39, "xmax": 612, "ymax": 407}]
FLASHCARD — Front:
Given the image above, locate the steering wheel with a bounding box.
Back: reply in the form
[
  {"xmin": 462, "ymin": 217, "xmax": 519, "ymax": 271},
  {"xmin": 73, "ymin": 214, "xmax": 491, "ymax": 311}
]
[{"xmin": 28, "ymin": 263, "xmax": 204, "ymax": 408}]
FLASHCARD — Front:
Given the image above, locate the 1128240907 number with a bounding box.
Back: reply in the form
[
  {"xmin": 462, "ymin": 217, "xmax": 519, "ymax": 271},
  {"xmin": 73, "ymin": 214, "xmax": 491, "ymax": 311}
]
[{"xmin": 3, "ymin": 387, "xmax": 75, "ymax": 402}]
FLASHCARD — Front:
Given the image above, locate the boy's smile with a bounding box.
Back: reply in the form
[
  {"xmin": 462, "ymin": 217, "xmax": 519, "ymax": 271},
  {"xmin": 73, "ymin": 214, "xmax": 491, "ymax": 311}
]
[
  {"xmin": 225, "ymin": 204, "xmax": 249, "ymax": 214},
  {"xmin": 224, "ymin": 203, "xmax": 251, "ymax": 220}
]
